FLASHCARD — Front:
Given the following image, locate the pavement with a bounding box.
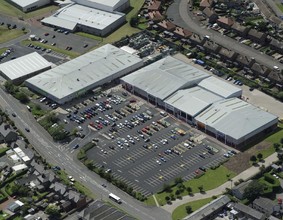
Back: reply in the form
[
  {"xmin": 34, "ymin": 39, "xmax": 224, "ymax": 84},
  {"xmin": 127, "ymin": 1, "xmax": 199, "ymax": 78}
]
[
  {"xmin": 162, "ymin": 152, "xmax": 279, "ymax": 213},
  {"xmin": 166, "ymin": 0, "xmax": 283, "ymax": 70}
]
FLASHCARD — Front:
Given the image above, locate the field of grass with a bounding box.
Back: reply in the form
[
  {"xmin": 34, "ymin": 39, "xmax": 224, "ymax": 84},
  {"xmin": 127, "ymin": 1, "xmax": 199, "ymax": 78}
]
[
  {"xmin": 0, "ymin": 26, "xmax": 24, "ymax": 44},
  {"xmin": 0, "ymin": 0, "xmax": 58, "ymax": 19},
  {"xmin": 277, "ymin": 3, "xmax": 283, "ymax": 13},
  {"xmin": 21, "ymin": 40, "xmax": 80, "ymax": 58},
  {"xmin": 153, "ymin": 166, "xmax": 235, "ymax": 206},
  {"xmin": 144, "ymin": 195, "xmax": 157, "ymax": 206},
  {"xmin": 172, "ymin": 197, "xmax": 213, "ymax": 220}
]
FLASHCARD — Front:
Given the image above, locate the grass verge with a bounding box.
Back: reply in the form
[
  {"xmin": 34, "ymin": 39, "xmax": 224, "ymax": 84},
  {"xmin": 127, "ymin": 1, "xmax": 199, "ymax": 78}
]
[
  {"xmin": 153, "ymin": 166, "xmax": 235, "ymax": 206},
  {"xmin": 172, "ymin": 197, "xmax": 213, "ymax": 220},
  {"xmin": 0, "ymin": 27, "xmax": 24, "ymax": 44},
  {"xmin": 21, "ymin": 40, "xmax": 80, "ymax": 58},
  {"xmin": 277, "ymin": 3, "xmax": 283, "ymax": 13},
  {"xmin": 0, "ymin": 0, "xmax": 58, "ymax": 19}
]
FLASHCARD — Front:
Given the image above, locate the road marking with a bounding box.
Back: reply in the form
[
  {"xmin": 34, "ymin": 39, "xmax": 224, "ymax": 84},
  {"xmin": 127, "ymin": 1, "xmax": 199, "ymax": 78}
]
[
  {"xmin": 180, "ymin": 164, "xmax": 185, "ymax": 167},
  {"xmin": 103, "ymin": 161, "xmax": 107, "ymax": 164},
  {"xmin": 117, "ymin": 169, "xmax": 122, "ymax": 173},
  {"xmin": 135, "ymin": 179, "xmax": 139, "ymax": 182}
]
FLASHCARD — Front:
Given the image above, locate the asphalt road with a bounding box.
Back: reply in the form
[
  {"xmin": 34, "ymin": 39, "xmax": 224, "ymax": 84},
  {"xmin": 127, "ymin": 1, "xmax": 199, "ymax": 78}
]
[
  {"xmin": 166, "ymin": 0, "xmax": 283, "ymax": 70},
  {"xmin": 0, "ymin": 87, "xmax": 171, "ymax": 220}
]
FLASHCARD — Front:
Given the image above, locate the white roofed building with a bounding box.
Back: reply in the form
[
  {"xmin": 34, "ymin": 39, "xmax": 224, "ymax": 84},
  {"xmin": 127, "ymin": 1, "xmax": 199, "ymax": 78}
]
[
  {"xmin": 198, "ymin": 76, "xmax": 242, "ymax": 98},
  {"xmin": 72, "ymin": 0, "xmax": 129, "ymax": 12},
  {"xmin": 7, "ymin": 0, "xmax": 51, "ymax": 12},
  {"xmin": 121, "ymin": 56, "xmax": 210, "ymax": 107},
  {"xmin": 164, "ymin": 87, "xmax": 223, "ymax": 123},
  {"xmin": 26, "ymin": 44, "xmax": 143, "ymax": 104},
  {"xmin": 41, "ymin": 2, "xmax": 126, "ymax": 36},
  {"xmin": 195, "ymin": 98, "xmax": 278, "ymax": 147},
  {"xmin": 0, "ymin": 52, "xmax": 51, "ymax": 84}
]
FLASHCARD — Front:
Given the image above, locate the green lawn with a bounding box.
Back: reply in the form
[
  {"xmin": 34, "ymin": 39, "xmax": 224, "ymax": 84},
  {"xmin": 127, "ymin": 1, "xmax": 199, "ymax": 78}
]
[
  {"xmin": 21, "ymin": 40, "xmax": 80, "ymax": 58},
  {"xmin": 0, "ymin": 0, "xmax": 58, "ymax": 19},
  {"xmin": 277, "ymin": 3, "xmax": 283, "ymax": 13},
  {"xmin": 0, "ymin": 26, "xmax": 24, "ymax": 44},
  {"xmin": 152, "ymin": 166, "xmax": 235, "ymax": 206},
  {"xmin": 0, "ymin": 147, "xmax": 8, "ymax": 156},
  {"xmin": 144, "ymin": 195, "xmax": 157, "ymax": 206},
  {"xmin": 172, "ymin": 197, "xmax": 213, "ymax": 220},
  {"xmin": 76, "ymin": 32, "xmax": 103, "ymax": 42}
]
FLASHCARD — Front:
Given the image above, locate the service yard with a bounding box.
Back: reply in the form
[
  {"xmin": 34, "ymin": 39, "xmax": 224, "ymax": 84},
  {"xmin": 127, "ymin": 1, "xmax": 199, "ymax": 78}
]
[{"xmin": 54, "ymin": 88, "xmax": 229, "ymax": 196}]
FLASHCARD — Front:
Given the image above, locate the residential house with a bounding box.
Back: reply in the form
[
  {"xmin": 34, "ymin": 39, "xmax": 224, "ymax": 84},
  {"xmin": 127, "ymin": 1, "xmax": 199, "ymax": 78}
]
[
  {"xmin": 188, "ymin": 33, "xmax": 206, "ymax": 46},
  {"xmin": 251, "ymin": 62, "xmax": 271, "ymax": 77},
  {"xmin": 78, "ymin": 201, "xmax": 107, "ymax": 220},
  {"xmin": 157, "ymin": 20, "xmax": 176, "ymax": 31},
  {"xmin": 65, "ymin": 190, "xmax": 87, "ymax": 209},
  {"xmin": 253, "ymin": 197, "xmax": 278, "ymax": 217},
  {"xmin": 235, "ymin": 54, "xmax": 256, "ymax": 68},
  {"xmin": 203, "ymin": 7, "xmax": 218, "ymax": 23},
  {"xmin": 231, "ymin": 22, "xmax": 250, "ymax": 37},
  {"xmin": 269, "ymin": 15, "xmax": 283, "ymax": 28},
  {"xmin": 217, "ymin": 17, "xmax": 234, "ymax": 30},
  {"xmin": 248, "ymin": 29, "xmax": 267, "ymax": 44},
  {"xmin": 7, "ymin": 200, "xmax": 24, "ymax": 213},
  {"xmin": 270, "ymin": 38, "xmax": 283, "ymax": 54},
  {"xmin": 267, "ymin": 70, "xmax": 283, "ymax": 84},
  {"xmin": 218, "ymin": 47, "xmax": 238, "ymax": 61},
  {"xmin": 203, "ymin": 41, "xmax": 221, "ymax": 54},
  {"xmin": 232, "ymin": 203, "xmax": 265, "ymax": 220},
  {"xmin": 232, "ymin": 180, "xmax": 252, "ymax": 200},
  {"xmin": 174, "ymin": 27, "xmax": 193, "ymax": 39},
  {"xmin": 61, "ymin": 200, "xmax": 72, "ymax": 212},
  {"xmin": 0, "ymin": 124, "xmax": 18, "ymax": 143},
  {"xmin": 37, "ymin": 172, "xmax": 55, "ymax": 189},
  {"xmin": 146, "ymin": 0, "xmax": 161, "ymax": 11},
  {"xmin": 148, "ymin": 11, "xmax": 163, "ymax": 21},
  {"xmin": 50, "ymin": 182, "xmax": 67, "ymax": 198},
  {"xmin": 15, "ymin": 174, "xmax": 38, "ymax": 187},
  {"xmin": 199, "ymin": 0, "xmax": 213, "ymax": 10}
]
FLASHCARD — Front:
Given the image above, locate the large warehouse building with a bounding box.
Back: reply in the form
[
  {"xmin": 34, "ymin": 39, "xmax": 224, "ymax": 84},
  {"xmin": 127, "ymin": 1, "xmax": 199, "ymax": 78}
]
[
  {"xmin": 72, "ymin": 0, "xmax": 129, "ymax": 12},
  {"xmin": 0, "ymin": 52, "xmax": 51, "ymax": 84},
  {"xmin": 195, "ymin": 98, "xmax": 278, "ymax": 147},
  {"xmin": 122, "ymin": 55, "xmax": 277, "ymax": 147},
  {"xmin": 41, "ymin": 3, "xmax": 125, "ymax": 36},
  {"xmin": 7, "ymin": 0, "xmax": 51, "ymax": 12},
  {"xmin": 121, "ymin": 56, "xmax": 210, "ymax": 106},
  {"xmin": 25, "ymin": 44, "xmax": 143, "ymax": 104}
]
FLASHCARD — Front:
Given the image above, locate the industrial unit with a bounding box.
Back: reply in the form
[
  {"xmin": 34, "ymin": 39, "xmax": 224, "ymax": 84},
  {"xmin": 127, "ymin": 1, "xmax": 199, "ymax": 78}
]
[
  {"xmin": 7, "ymin": 0, "xmax": 51, "ymax": 12},
  {"xmin": 41, "ymin": 0, "xmax": 129, "ymax": 36},
  {"xmin": 195, "ymin": 98, "xmax": 278, "ymax": 147},
  {"xmin": 25, "ymin": 44, "xmax": 143, "ymax": 104},
  {"xmin": 121, "ymin": 56, "xmax": 210, "ymax": 106},
  {"xmin": 0, "ymin": 52, "xmax": 51, "ymax": 84},
  {"xmin": 121, "ymin": 55, "xmax": 277, "ymax": 147}
]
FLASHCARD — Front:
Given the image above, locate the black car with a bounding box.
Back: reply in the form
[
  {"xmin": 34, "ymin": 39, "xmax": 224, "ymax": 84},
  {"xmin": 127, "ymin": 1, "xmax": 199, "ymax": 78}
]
[
  {"xmin": 25, "ymin": 128, "xmax": 30, "ymax": 132},
  {"xmin": 11, "ymin": 113, "xmax": 16, "ymax": 117},
  {"xmin": 73, "ymin": 144, "xmax": 79, "ymax": 149}
]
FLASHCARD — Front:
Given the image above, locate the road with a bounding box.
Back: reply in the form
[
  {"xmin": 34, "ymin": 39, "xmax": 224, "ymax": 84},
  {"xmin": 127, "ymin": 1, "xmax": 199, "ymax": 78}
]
[
  {"xmin": 0, "ymin": 87, "xmax": 171, "ymax": 220},
  {"xmin": 166, "ymin": 0, "xmax": 283, "ymax": 70}
]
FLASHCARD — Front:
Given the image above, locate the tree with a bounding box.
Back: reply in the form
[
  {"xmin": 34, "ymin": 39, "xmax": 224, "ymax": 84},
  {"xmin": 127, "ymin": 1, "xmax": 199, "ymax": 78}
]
[
  {"xmin": 130, "ymin": 17, "xmax": 139, "ymax": 27},
  {"xmin": 281, "ymin": 138, "xmax": 283, "ymax": 145},
  {"xmin": 162, "ymin": 183, "xmax": 172, "ymax": 193},
  {"xmin": 257, "ymin": 153, "xmax": 263, "ymax": 161},
  {"xmin": 174, "ymin": 177, "xmax": 183, "ymax": 185},
  {"xmin": 274, "ymin": 143, "xmax": 280, "ymax": 151},
  {"xmin": 243, "ymin": 180, "xmax": 264, "ymax": 201},
  {"xmin": 198, "ymin": 185, "xmax": 204, "ymax": 192},
  {"xmin": 185, "ymin": 205, "xmax": 192, "ymax": 214},
  {"xmin": 186, "ymin": 186, "xmax": 192, "ymax": 195},
  {"xmin": 165, "ymin": 196, "xmax": 170, "ymax": 201},
  {"xmin": 45, "ymin": 204, "xmax": 60, "ymax": 217},
  {"xmin": 6, "ymin": 23, "xmax": 11, "ymax": 29},
  {"xmin": 250, "ymin": 155, "xmax": 257, "ymax": 164},
  {"xmin": 22, "ymin": 27, "xmax": 26, "ymax": 31},
  {"xmin": 15, "ymin": 92, "xmax": 29, "ymax": 103}
]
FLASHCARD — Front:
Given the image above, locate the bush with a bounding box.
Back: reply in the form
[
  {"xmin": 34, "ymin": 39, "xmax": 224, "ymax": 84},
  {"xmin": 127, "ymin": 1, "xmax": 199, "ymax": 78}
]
[{"xmin": 264, "ymin": 173, "xmax": 275, "ymax": 184}]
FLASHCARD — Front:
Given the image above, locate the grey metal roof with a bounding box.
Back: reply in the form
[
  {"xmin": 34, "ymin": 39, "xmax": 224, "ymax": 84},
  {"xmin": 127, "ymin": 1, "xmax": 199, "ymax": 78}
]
[
  {"xmin": 41, "ymin": 4, "xmax": 124, "ymax": 31},
  {"xmin": 184, "ymin": 195, "xmax": 231, "ymax": 220},
  {"xmin": 122, "ymin": 56, "xmax": 209, "ymax": 100},
  {"xmin": 10, "ymin": 0, "xmax": 46, "ymax": 8},
  {"xmin": 164, "ymin": 86, "xmax": 223, "ymax": 117},
  {"xmin": 195, "ymin": 98, "xmax": 278, "ymax": 140},
  {"xmin": 0, "ymin": 52, "xmax": 51, "ymax": 81},
  {"xmin": 75, "ymin": 0, "xmax": 128, "ymax": 10},
  {"xmin": 234, "ymin": 203, "xmax": 264, "ymax": 220},
  {"xmin": 198, "ymin": 76, "xmax": 242, "ymax": 98},
  {"xmin": 26, "ymin": 44, "xmax": 142, "ymax": 100}
]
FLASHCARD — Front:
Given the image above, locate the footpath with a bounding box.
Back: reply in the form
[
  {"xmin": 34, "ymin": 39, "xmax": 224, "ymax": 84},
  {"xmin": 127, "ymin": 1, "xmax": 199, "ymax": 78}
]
[{"xmin": 162, "ymin": 152, "xmax": 278, "ymax": 213}]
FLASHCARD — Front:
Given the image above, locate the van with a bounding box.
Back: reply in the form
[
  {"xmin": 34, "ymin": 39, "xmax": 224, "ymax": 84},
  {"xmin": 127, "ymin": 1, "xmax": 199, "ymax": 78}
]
[
  {"xmin": 27, "ymin": 105, "xmax": 31, "ymax": 111},
  {"xmin": 160, "ymin": 111, "xmax": 167, "ymax": 117}
]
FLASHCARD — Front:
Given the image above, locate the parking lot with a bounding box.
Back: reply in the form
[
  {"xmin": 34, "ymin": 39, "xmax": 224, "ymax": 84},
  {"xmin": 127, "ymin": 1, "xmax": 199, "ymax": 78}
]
[
  {"xmin": 67, "ymin": 200, "xmax": 135, "ymax": 220},
  {"xmin": 50, "ymin": 86, "xmax": 228, "ymax": 196}
]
